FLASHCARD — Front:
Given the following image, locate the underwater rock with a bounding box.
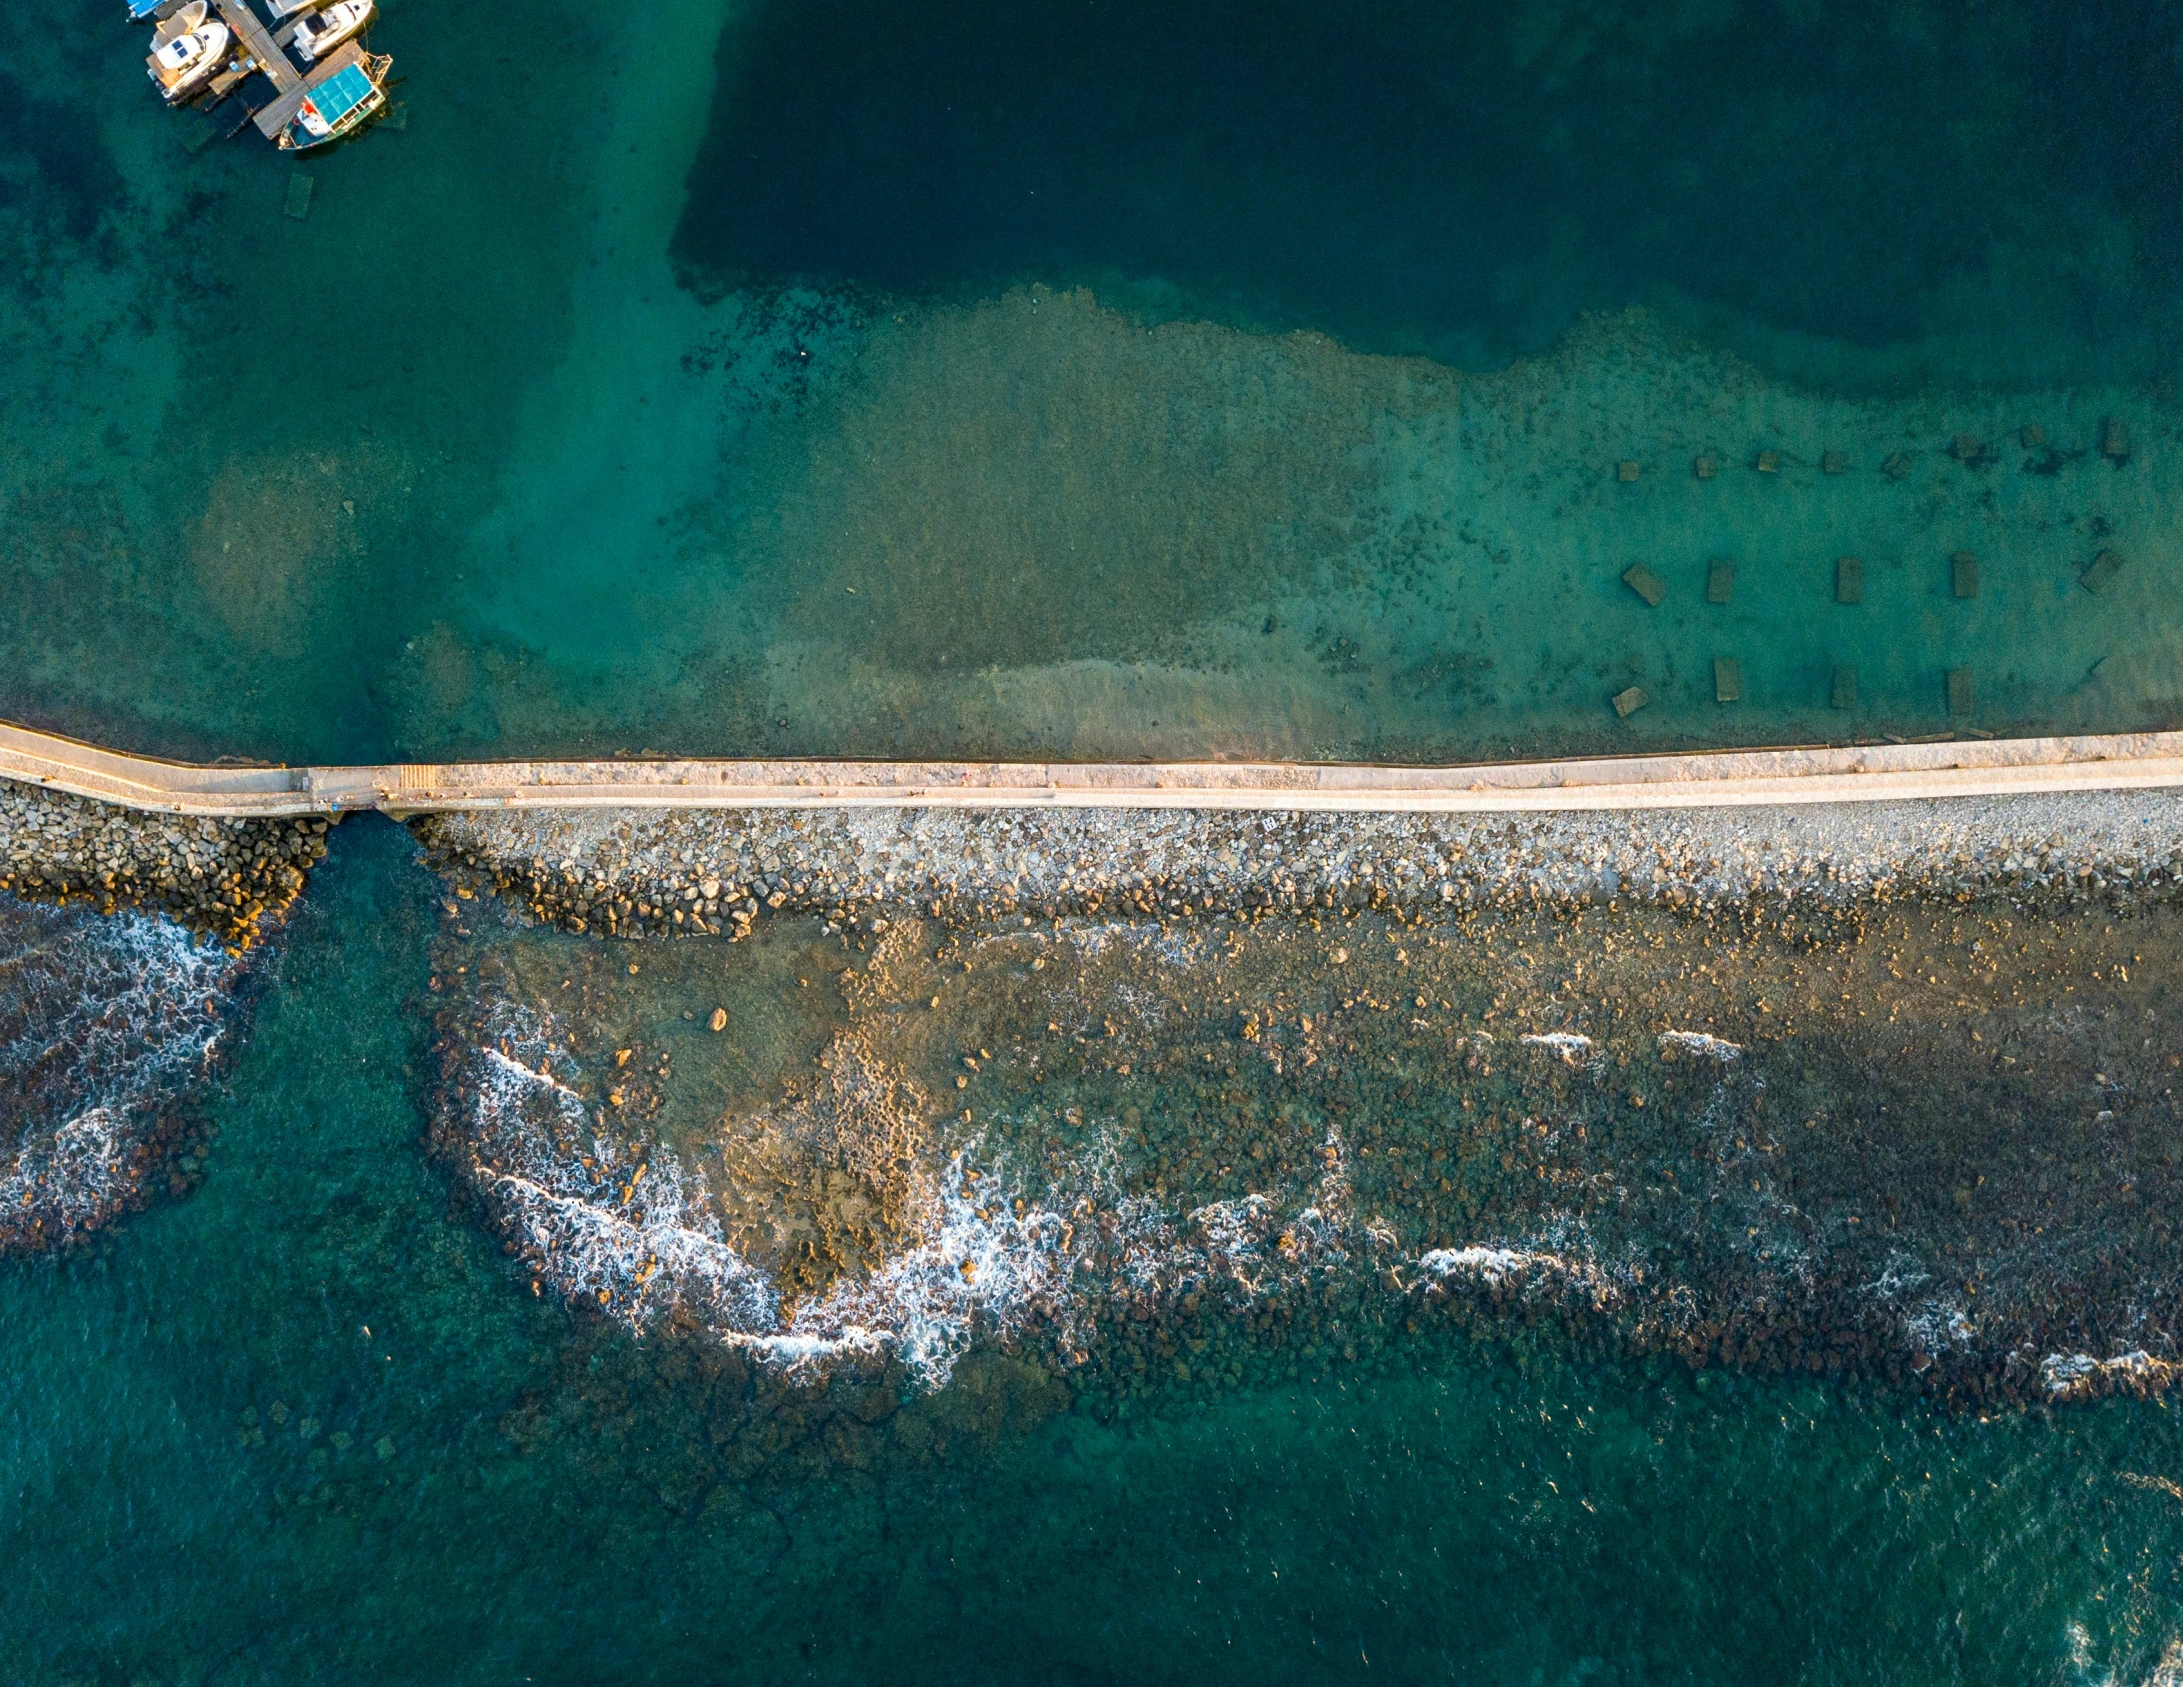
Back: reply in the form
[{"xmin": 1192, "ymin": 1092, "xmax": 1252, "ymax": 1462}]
[{"xmin": 422, "ymin": 823, "xmax": 2183, "ymax": 1414}]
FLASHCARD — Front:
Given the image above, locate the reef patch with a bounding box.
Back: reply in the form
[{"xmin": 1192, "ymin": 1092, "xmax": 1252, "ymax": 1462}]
[{"xmin": 419, "ymin": 794, "xmax": 2183, "ymax": 1410}]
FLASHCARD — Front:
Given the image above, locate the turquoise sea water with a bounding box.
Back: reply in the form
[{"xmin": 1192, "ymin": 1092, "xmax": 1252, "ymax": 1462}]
[
  {"xmin": 13, "ymin": 3, "xmax": 2183, "ymax": 1675},
  {"xmin": 5, "ymin": 0, "xmax": 2183, "ymax": 763},
  {"xmin": 7, "ymin": 820, "xmax": 2183, "ymax": 1684}
]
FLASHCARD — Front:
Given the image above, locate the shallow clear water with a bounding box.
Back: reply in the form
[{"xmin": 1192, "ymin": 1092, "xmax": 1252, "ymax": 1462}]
[
  {"xmin": 4, "ymin": 0, "xmax": 2183, "ymax": 763},
  {"xmin": 8, "ymin": 823, "xmax": 2183, "ymax": 1681}
]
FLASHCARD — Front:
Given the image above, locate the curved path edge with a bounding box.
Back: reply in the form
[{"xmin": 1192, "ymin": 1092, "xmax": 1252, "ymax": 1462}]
[{"xmin": 7, "ymin": 719, "xmax": 2183, "ymax": 818}]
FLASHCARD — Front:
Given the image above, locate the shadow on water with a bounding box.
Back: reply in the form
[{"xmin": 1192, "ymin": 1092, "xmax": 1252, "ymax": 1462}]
[{"xmin": 675, "ymin": 0, "xmax": 2183, "ymax": 372}]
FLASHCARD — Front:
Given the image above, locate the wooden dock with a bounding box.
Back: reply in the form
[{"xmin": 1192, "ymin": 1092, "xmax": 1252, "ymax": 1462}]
[
  {"xmin": 196, "ymin": 0, "xmax": 371, "ymax": 140},
  {"xmin": 7, "ymin": 719, "xmax": 2183, "ymax": 819},
  {"xmin": 211, "ymin": 0, "xmax": 299, "ymax": 94},
  {"xmin": 250, "ymin": 39, "xmax": 367, "ymax": 138}
]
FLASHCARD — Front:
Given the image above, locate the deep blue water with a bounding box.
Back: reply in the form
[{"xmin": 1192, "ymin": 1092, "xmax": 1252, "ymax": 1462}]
[{"xmin": 678, "ymin": 0, "xmax": 2183, "ymax": 372}]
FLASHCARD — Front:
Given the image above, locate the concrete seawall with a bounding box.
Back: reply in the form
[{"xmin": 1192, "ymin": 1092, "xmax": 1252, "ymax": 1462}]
[{"xmin": 8, "ymin": 718, "xmax": 2183, "ymax": 817}]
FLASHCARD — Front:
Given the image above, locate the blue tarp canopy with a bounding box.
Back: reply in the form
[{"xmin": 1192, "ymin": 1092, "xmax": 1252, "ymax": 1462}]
[
  {"xmin": 127, "ymin": 0, "xmax": 168, "ymax": 18},
  {"xmin": 298, "ymin": 62, "xmax": 374, "ymax": 126}
]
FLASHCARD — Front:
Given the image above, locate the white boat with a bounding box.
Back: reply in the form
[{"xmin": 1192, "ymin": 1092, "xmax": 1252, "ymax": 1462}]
[
  {"xmin": 151, "ymin": 0, "xmax": 206, "ymax": 39},
  {"xmin": 292, "ymin": 0, "xmax": 372, "ymax": 61},
  {"xmin": 278, "ymin": 49, "xmax": 392, "ymax": 149},
  {"xmin": 146, "ymin": 11, "xmax": 230, "ymax": 102}
]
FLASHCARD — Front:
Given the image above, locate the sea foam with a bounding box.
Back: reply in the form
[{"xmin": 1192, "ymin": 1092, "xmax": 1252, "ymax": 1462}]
[{"xmin": 0, "ymin": 899, "xmax": 246, "ymax": 1248}]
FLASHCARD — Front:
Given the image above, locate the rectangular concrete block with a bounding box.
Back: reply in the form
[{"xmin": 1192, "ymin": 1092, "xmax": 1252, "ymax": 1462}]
[
  {"xmin": 1831, "ymin": 665, "xmax": 1858, "ymax": 710},
  {"xmin": 1611, "ymin": 685, "xmax": 1650, "ymax": 719},
  {"xmin": 1713, "ymin": 658, "xmax": 1742, "ymax": 703},
  {"xmin": 1621, "ymin": 564, "xmax": 1666, "ymax": 607},
  {"xmin": 1706, "ymin": 559, "xmax": 1736, "ymax": 604},
  {"xmin": 1835, "ymin": 556, "xmax": 1863, "ymax": 604},
  {"xmin": 1952, "ymin": 550, "xmax": 1979, "ymax": 599},
  {"xmin": 1947, "ymin": 667, "xmax": 1975, "ymax": 715},
  {"xmin": 284, "ymin": 172, "xmax": 314, "ymax": 220},
  {"xmin": 2080, "ymin": 549, "xmax": 2121, "ymax": 594}
]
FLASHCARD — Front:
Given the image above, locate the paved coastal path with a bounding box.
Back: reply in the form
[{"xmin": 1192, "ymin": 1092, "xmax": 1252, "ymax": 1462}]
[{"xmin": 8, "ymin": 719, "xmax": 2183, "ymax": 818}]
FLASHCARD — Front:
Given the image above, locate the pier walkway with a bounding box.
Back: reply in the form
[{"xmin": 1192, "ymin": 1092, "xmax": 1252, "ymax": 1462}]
[
  {"xmin": 212, "ymin": 0, "xmax": 299, "ymax": 97},
  {"xmin": 6, "ymin": 720, "xmax": 2183, "ymax": 820}
]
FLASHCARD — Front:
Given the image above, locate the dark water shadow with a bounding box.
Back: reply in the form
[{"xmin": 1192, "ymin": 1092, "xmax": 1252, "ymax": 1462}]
[{"xmin": 674, "ymin": 0, "xmax": 2183, "ymax": 373}]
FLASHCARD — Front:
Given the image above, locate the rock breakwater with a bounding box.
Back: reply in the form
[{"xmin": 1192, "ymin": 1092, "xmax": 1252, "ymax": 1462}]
[
  {"xmin": 2, "ymin": 778, "xmax": 330, "ymax": 951},
  {"xmin": 413, "ymin": 790, "xmax": 2183, "ymax": 941}
]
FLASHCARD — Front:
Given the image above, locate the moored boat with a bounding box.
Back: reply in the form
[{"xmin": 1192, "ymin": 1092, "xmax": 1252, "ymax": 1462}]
[
  {"xmin": 277, "ymin": 50, "xmax": 391, "ymax": 150},
  {"xmin": 292, "ymin": 0, "xmax": 373, "ymax": 61},
  {"xmin": 151, "ymin": 0, "xmax": 207, "ymax": 35},
  {"xmin": 146, "ymin": 8, "xmax": 231, "ymax": 103}
]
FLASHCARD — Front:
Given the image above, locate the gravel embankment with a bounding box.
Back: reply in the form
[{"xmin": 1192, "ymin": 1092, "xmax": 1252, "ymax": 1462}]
[
  {"xmin": 0, "ymin": 778, "xmax": 331, "ymax": 950},
  {"xmin": 412, "ymin": 790, "xmax": 2183, "ymax": 936}
]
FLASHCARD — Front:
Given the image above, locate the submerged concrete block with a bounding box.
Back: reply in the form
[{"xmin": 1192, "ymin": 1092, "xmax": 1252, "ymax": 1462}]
[{"xmin": 1621, "ymin": 564, "xmax": 1666, "ymax": 607}]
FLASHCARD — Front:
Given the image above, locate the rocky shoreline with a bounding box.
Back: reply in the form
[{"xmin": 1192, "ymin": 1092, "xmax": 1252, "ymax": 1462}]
[
  {"xmin": 412, "ymin": 790, "xmax": 2183, "ymax": 939},
  {"xmin": 418, "ymin": 792, "xmax": 2183, "ymax": 1415},
  {"xmin": 1, "ymin": 778, "xmax": 330, "ymax": 951}
]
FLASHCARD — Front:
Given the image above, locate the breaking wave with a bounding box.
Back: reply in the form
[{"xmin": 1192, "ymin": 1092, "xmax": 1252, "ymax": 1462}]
[
  {"xmin": 0, "ymin": 898, "xmax": 248, "ymax": 1249},
  {"xmin": 440, "ymin": 1001, "xmax": 1616, "ymax": 1389}
]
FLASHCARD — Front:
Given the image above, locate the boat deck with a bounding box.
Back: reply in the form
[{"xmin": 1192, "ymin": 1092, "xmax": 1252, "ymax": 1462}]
[{"xmin": 250, "ymin": 39, "xmax": 368, "ymax": 137}]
